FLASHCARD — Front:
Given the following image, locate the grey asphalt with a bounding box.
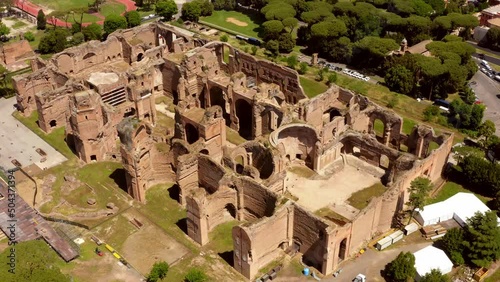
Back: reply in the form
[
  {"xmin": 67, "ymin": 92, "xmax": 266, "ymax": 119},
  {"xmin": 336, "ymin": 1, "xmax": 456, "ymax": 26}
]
[
  {"xmin": 320, "ymin": 242, "xmax": 432, "ymax": 282},
  {"xmin": 0, "ymin": 97, "xmax": 66, "ymax": 171},
  {"xmin": 468, "ymin": 41, "xmax": 500, "ymax": 67},
  {"xmin": 469, "ymin": 69, "xmax": 500, "ymax": 135}
]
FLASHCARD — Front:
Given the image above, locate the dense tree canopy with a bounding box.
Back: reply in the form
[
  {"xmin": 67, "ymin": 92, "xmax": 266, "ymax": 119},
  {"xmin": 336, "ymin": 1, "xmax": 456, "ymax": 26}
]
[
  {"xmin": 82, "ymin": 23, "xmax": 103, "ymax": 41},
  {"xmin": 464, "ymin": 211, "xmax": 500, "ymax": 267},
  {"xmin": 37, "ymin": 9, "xmax": 46, "ymax": 30},
  {"xmin": 459, "ymin": 155, "xmax": 500, "ymax": 197},
  {"xmin": 39, "ymin": 29, "xmax": 69, "ymax": 54},
  {"xmin": 103, "ymin": 14, "xmax": 127, "ymax": 35},
  {"xmin": 156, "ymin": 0, "xmax": 178, "ymax": 21},
  {"xmin": 385, "ymin": 65, "xmax": 414, "ymax": 95},
  {"xmin": 125, "ymin": 10, "xmax": 141, "ymax": 27},
  {"xmin": 441, "ymin": 227, "xmax": 465, "ymax": 265},
  {"xmin": 420, "ymin": 269, "xmax": 450, "ymax": 282},
  {"xmin": 384, "ymin": 252, "xmax": 417, "ymax": 282},
  {"xmin": 182, "ymin": 2, "xmax": 202, "ymax": 22},
  {"xmin": 480, "ymin": 28, "xmax": 500, "ymax": 51},
  {"xmin": 147, "ymin": 261, "xmax": 169, "ymax": 282}
]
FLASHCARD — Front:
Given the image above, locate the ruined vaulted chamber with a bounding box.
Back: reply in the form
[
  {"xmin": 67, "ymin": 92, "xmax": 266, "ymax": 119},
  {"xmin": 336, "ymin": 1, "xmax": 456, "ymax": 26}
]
[{"xmin": 13, "ymin": 22, "xmax": 453, "ymax": 280}]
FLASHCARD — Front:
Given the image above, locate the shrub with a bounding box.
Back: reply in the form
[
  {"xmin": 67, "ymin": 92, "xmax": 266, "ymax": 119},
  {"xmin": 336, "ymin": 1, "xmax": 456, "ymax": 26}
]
[
  {"xmin": 386, "ymin": 94, "xmax": 399, "ymax": 109},
  {"xmin": 298, "ymin": 62, "xmax": 308, "ymax": 74},
  {"xmin": 23, "ymin": 31, "xmax": 35, "ymax": 42},
  {"xmin": 220, "ymin": 34, "xmax": 228, "ymax": 42},
  {"xmin": 251, "ymin": 45, "xmax": 258, "ymax": 55},
  {"xmin": 185, "ymin": 268, "xmax": 208, "ymax": 282},
  {"xmin": 327, "ymin": 73, "xmax": 337, "ymax": 85}
]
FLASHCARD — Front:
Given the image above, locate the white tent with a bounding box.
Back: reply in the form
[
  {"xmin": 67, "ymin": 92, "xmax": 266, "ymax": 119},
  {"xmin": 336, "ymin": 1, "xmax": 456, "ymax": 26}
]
[
  {"xmin": 413, "ymin": 246, "xmax": 453, "ymax": 280},
  {"xmin": 416, "ymin": 192, "xmax": 498, "ymax": 227}
]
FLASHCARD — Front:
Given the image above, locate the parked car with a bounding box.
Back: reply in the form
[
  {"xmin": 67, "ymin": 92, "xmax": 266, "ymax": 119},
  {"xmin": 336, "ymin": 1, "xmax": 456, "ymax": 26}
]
[{"xmin": 353, "ymin": 274, "xmax": 366, "ymax": 282}]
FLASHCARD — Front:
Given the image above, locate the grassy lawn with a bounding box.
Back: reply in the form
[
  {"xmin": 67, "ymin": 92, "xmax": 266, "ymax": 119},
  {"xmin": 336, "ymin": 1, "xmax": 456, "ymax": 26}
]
[
  {"xmin": 288, "ymin": 165, "xmax": 317, "ymax": 179},
  {"xmin": 201, "ymin": 10, "xmax": 262, "ymax": 38},
  {"xmin": 64, "ymin": 13, "xmax": 101, "ymax": 24},
  {"xmin": 12, "ymin": 111, "xmax": 75, "ymax": 159},
  {"xmin": 402, "ymin": 118, "xmax": 417, "ymax": 134},
  {"xmin": 206, "ymin": 220, "xmax": 239, "ymax": 253},
  {"xmin": 100, "ymin": 2, "xmax": 126, "ymax": 17},
  {"xmin": 94, "ymin": 214, "xmax": 138, "ymax": 251},
  {"xmin": 315, "ymin": 207, "xmax": 350, "ymax": 225},
  {"xmin": 347, "ymin": 182, "xmax": 386, "ymax": 210},
  {"xmin": 485, "ymin": 268, "xmax": 500, "ymax": 282},
  {"xmin": 11, "ymin": 20, "xmax": 27, "ymax": 29},
  {"xmin": 31, "ymin": 0, "xmax": 92, "ymax": 11},
  {"xmin": 154, "ymin": 112, "xmax": 175, "ymax": 135},
  {"xmin": 374, "ymin": 119, "xmax": 384, "ymax": 136},
  {"xmin": 428, "ymin": 181, "xmax": 491, "ymax": 204},
  {"xmin": 138, "ymin": 183, "xmax": 197, "ymax": 252},
  {"xmin": 226, "ymin": 126, "xmax": 246, "ymax": 145},
  {"xmin": 28, "ymin": 29, "xmax": 46, "ymax": 49},
  {"xmin": 299, "ymin": 77, "xmax": 328, "ymax": 98}
]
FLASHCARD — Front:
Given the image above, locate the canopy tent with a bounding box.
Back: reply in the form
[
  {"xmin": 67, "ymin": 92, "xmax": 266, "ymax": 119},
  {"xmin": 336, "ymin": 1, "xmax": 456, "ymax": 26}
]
[
  {"xmin": 413, "ymin": 246, "xmax": 453, "ymax": 281},
  {"xmin": 415, "ymin": 192, "xmax": 499, "ymax": 227}
]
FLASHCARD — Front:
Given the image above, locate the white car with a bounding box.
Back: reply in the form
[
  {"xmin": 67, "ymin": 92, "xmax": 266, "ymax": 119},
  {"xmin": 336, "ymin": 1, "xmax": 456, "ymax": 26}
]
[{"xmin": 353, "ymin": 273, "xmax": 366, "ymax": 282}]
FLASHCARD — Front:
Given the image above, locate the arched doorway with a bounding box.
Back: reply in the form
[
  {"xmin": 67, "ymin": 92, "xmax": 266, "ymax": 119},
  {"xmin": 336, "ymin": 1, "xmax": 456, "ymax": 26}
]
[
  {"xmin": 185, "ymin": 123, "xmax": 199, "ymax": 144},
  {"xmin": 209, "ymin": 87, "xmax": 230, "ymax": 126},
  {"xmin": 137, "ymin": 53, "xmax": 144, "ymax": 62},
  {"xmin": 373, "ymin": 119, "xmax": 385, "ymax": 140},
  {"xmin": 338, "ymin": 238, "xmax": 347, "ymax": 262},
  {"xmin": 224, "ymin": 203, "xmax": 236, "ymax": 219},
  {"xmin": 236, "ymin": 99, "xmax": 252, "ymax": 140},
  {"xmin": 329, "ymin": 108, "xmax": 342, "ymax": 122},
  {"xmin": 235, "ymin": 155, "xmax": 244, "ymax": 174},
  {"xmin": 49, "ymin": 120, "xmax": 57, "ymax": 127},
  {"xmin": 199, "ymin": 149, "xmax": 209, "ymax": 155}
]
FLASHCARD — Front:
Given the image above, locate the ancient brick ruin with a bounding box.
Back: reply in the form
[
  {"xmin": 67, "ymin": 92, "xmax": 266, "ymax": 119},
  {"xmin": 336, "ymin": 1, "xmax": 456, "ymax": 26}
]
[{"xmin": 13, "ymin": 22, "xmax": 453, "ymax": 280}]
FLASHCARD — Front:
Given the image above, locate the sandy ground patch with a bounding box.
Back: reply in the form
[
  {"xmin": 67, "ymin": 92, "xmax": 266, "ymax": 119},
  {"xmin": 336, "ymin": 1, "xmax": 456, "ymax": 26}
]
[
  {"xmin": 286, "ymin": 164, "xmax": 381, "ymax": 211},
  {"xmin": 226, "ymin": 17, "xmax": 248, "ymax": 27},
  {"xmin": 69, "ymin": 252, "xmax": 144, "ymax": 282},
  {"xmin": 121, "ymin": 210, "xmax": 190, "ymax": 275}
]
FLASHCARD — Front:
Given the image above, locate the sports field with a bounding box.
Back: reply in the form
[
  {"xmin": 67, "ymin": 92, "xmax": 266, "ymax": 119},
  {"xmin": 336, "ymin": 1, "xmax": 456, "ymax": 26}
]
[
  {"xmin": 201, "ymin": 10, "xmax": 263, "ymax": 39},
  {"xmin": 30, "ymin": 0, "xmax": 92, "ymax": 11}
]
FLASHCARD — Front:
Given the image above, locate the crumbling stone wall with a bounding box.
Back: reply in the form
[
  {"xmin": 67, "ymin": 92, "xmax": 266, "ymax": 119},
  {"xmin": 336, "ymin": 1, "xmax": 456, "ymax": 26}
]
[
  {"xmin": 233, "ymin": 203, "xmax": 293, "ymax": 279},
  {"xmin": 0, "ymin": 40, "xmax": 34, "ymax": 66}
]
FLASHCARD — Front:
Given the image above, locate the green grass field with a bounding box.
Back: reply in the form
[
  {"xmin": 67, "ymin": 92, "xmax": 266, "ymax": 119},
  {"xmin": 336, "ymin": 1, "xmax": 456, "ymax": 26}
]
[
  {"xmin": 347, "ymin": 182, "xmax": 386, "ymax": 210},
  {"xmin": 428, "ymin": 181, "xmax": 491, "ymax": 205},
  {"xmin": 201, "ymin": 10, "xmax": 263, "ymax": 38},
  {"xmin": 12, "ymin": 111, "xmax": 75, "ymax": 159},
  {"xmin": 299, "ymin": 77, "xmax": 328, "ymax": 98},
  {"xmin": 100, "ymin": 2, "xmax": 126, "ymax": 17},
  {"xmin": 64, "ymin": 13, "xmax": 101, "ymax": 24},
  {"xmin": 31, "ymin": 0, "xmax": 92, "ymax": 11}
]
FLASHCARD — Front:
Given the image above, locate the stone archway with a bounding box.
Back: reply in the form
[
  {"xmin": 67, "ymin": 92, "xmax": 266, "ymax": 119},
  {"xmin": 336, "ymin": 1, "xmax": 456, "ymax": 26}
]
[
  {"xmin": 338, "ymin": 238, "xmax": 347, "ymax": 262},
  {"xmin": 185, "ymin": 123, "xmax": 199, "ymax": 144},
  {"xmin": 209, "ymin": 87, "xmax": 230, "ymax": 126}
]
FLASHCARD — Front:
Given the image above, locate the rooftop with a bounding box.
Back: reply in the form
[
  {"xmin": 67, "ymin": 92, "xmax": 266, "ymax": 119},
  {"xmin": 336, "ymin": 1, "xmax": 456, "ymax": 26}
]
[
  {"xmin": 483, "ymin": 4, "xmax": 500, "ymax": 14},
  {"xmin": 87, "ymin": 72, "xmax": 119, "ymax": 86}
]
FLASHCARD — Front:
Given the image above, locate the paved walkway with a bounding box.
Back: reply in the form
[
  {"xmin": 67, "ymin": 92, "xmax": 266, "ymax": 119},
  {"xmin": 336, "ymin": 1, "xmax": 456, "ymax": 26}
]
[{"xmin": 0, "ymin": 97, "xmax": 66, "ymax": 171}]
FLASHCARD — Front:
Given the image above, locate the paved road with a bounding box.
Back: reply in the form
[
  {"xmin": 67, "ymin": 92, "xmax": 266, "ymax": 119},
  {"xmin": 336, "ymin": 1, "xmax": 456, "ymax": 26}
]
[
  {"xmin": 468, "ymin": 41, "xmax": 500, "ymax": 66},
  {"xmin": 0, "ymin": 97, "xmax": 66, "ymax": 171},
  {"xmin": 469, "ymin": 70, "xmax": 500, "ymax": 135},
  {"xmin": 321, "ymin": 241, "xmax": 432, "ymax": 282}
]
